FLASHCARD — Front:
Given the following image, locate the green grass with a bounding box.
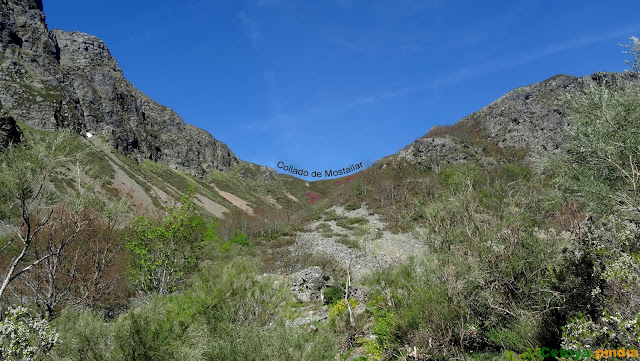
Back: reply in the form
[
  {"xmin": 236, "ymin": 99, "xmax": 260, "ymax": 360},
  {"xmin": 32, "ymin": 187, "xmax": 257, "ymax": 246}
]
[
  {"xmin": 323, "ymin": 209, "xmax": 343, "ymax": 222},
  {"xmin": 82, "ymin": 146, "xmax": 116, "ymax": 180},
  {"xmin": 336, "ymin": 235, "xmax": 361, "ymax": 250},
  {"xmin": 18, "ymin": 82, "xmax": 65, "ymax": 102},
  {"xmin": 15, "ymin": 121, "xmax": 49, "ymax": 141},
  {"xmin": 335, "ymin": 216, "xmax": 368, "ymax": 230}
]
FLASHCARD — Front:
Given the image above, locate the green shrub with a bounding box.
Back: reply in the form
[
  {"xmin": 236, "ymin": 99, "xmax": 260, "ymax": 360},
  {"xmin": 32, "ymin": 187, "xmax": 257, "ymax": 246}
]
[
  {"xmin": 559, "ymin": 85, "xmax": 640, "ymax": 215},
  {"xmin": 323, "ymin": 284, "xmax": 344, "ymax": 306},
  {"xmin": 230, "ymin": 230, "xmax": 249, "ymax": 246},
  {"xmin": 50, "ymin": 309, "xmax": 111, "ymax": 360},
  {"xmin": 345, "ymin": 203, "xmax": 360, "ymax": 211},
  {"xmin": 619, "ymin": 36, "xmax": 640, "ymax": 72},
  {"xmin": 126, "ymin": 189, "xmax": 210, "ymax": 295},
  {"xmin": 504, "ymin": 348, "xmax": 543, "ymax": 361},
  {"xmin": 51, "ymin": 257, "xmax": 339, "ymax": 361}
]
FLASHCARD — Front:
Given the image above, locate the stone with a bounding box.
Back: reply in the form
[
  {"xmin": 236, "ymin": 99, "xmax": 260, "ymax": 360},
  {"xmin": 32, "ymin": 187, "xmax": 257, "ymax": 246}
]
[
  {"xmin": 259, "ymin": 166, "xmax": 278, "ymax": 183},
  {"xmin": 0, "ymin": 109, "xmax": 22, "ymax": 149},
  {"xmin": 285, "ymin": 305, "xmax": 328, "ymax": 327},
  {"xmin": 289, "ymin": 266, "xmax": 335, "ymax": 303},
  {"xmin": 395, "ymin": 136, "xmax": 481, "ymax": 170},
  {"xmin": 346, "ymin": 354, "xmax": 366, "ymax": 361}
]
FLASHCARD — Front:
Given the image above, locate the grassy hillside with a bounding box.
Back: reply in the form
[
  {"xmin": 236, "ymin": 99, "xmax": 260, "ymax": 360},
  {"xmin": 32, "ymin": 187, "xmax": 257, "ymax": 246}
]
[
  {"xmin": 2, "ymin": 77, "xmax": 640, "ymax": 361},
  {"xmin": 13, "ymin": 121, "xmax": 325, "ymax": 221}
]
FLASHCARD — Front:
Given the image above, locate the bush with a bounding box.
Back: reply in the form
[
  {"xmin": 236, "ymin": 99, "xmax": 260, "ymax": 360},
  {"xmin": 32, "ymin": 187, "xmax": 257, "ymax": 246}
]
[
  {"xmin": 619, "ymin": 36, "xmax": 640, "ymax": 72},
  {"xmin": 504, "ymin": 348, "xmax": 543, "ymax": 361},
  {"xmin": 230, "ymin": 230, "xmax": 249, "ymax": 246},
  {"xmin": 0, "ymin": 306, "xmax": 59, "ymax": 361},
  {"xmin": 559, "ymin": 85, "xmax": 640, "ymax": 216},
  {"xmin": 50, "ymin": 309, "xmax": 111, "ymax": 361},
  {"xmin": 126, "ymin": 189, "xmax": 211, "ymax": 294},
  {"xmin": 323, "ymin": 284, "xmax": 344, "ymax": 306},
  {"xmin": 562, "ymin": 311, "xmax": 640, "ymax": 350},
  {"xmin": 51, "ymin": 257, "xmax": 339, "ymax": 361}
]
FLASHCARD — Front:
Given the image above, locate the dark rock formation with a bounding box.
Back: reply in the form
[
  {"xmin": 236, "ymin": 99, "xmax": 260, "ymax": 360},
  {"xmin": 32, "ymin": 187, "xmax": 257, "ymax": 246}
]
[
  {"xmin": 397, "ymin": 72, "xmax": 640, "ymax": 166},
  {"xmin": 0, "ymin": 108, "xmax": 22, "ymax": 149},
  {"xmin": 0, "ymin": 0, "xmax": 238, "ymax": 177}
]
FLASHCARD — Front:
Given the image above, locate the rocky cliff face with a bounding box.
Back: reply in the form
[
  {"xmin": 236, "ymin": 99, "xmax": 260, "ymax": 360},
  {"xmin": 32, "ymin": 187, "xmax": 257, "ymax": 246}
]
[
  {"xmin": 0, "ymin": 0, "xmax": 238, "ymax": 176},
  {"xmin": 457, "ymin": 72, "xmax": 640, "ymax": 155},
  {"xmin": 396, "ymin": 72, "xmax": 640, "ymax": 167}
]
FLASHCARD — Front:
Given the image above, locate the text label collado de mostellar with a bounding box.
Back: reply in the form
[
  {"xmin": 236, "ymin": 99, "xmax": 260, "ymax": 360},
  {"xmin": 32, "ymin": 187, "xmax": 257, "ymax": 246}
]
[{"xmin": 277, "ymin": 161, "xmax": 363, "ymax": 178}]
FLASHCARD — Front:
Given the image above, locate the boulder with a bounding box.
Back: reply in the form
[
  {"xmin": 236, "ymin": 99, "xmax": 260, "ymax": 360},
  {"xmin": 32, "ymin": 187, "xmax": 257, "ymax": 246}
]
[
  {"xmin": 0, "ymin": 111, "xmax": 22, "ymax": 149},
  {"xmin": 290, "ymin": 266, "xmax": 335, "ymax": 303}
]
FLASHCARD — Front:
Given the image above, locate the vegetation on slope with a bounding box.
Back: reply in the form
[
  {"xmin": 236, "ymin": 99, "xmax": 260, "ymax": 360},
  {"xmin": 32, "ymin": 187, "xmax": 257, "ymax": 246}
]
[{"xmin": 0, "ymin": 38, "xmax": 639, "ymax": 361}]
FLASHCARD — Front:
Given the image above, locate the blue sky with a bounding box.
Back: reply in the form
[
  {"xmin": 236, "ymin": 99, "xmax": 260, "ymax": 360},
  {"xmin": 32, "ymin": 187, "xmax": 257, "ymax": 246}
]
[{"xmin": 45, "ymin": 0, "xmax": 640, "ymax": 180}]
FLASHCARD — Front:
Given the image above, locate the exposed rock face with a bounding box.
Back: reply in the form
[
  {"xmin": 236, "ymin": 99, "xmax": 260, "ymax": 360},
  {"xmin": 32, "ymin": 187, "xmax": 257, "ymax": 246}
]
[
  {"xmin": 398, "ymin": 72, "xmax": 640, "ymax": 166},
  {"xmin": 290, "ymin": 267, "xmax": 335, "ymax": 303},
  {"xmin": 0, "ymin": 108, "xmax": 22, "ymax": 149},
  {"xmin": 395, "ymin": 137, "xmax": 481, "ymax": 170},
  {"xmin": 235, "ymin": 162, "xmax": 279, "ymax": 183},
  {"xmin": 0, "ymin": 1, "xmax": 238, "ymax": 177},
  {"xmin": 458, "ymin": 72, "xmax": 640, "ymax": 156},
  {"xmin": 259, "ymin": 166, "xmax": 278, "ymax": 183}
]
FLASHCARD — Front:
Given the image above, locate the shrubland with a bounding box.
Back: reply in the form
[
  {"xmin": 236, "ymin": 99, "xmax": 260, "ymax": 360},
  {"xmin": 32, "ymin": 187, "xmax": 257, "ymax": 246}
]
[{"xmin": 0, "ymin": 38, "xmax": 638, "ymax": 360}]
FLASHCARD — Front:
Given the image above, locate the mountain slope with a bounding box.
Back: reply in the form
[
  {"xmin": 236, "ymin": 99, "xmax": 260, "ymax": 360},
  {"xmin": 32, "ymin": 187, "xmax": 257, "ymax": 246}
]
[
  {"xmin": 12, "ymin": 121, "xmax": 319, "ymax": 220},
  {"xmin": 0, "ymin": 0, "xmax": 237, "ymax": 177},
  {"xmin": 393, "ymin": 72, "xmax": 640, "ymax": 169}
]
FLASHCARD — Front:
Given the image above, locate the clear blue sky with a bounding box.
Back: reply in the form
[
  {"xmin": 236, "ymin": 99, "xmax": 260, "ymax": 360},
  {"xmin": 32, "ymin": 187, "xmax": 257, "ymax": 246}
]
[{"xmin": 45, "ymin": 1, "xmax": 640, "ymax": 180}]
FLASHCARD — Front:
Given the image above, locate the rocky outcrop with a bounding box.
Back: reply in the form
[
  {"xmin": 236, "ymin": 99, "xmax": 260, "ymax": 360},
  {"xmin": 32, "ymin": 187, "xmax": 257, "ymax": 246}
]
[
  {"xmin": 259, "ymin": 166, "xmax": 278, "ymax": 183},
  {"xmin": 0, "ymin": 108, "xmax": 22, "ymax": 149},
  {"xmin": 290, "ymin": 267, "xmax": 335, "ymax": 303},
  {"xmin": 458, "ymin": 72, "xmax": 640, "ymax": 156},
  {"xmin": 0, "ymin": 1, "xmax": 238, "ymax": 177},
  {"xmin": 235, "ymin": 162, "xmax": 279, "ymax": 183},
  {"xmin": 398, "ymin": 72, "xmax": 640, "ymax": 166},
  {"xmin": 395, "ymin": 137, "xmax": 481, "ymax": 170}
]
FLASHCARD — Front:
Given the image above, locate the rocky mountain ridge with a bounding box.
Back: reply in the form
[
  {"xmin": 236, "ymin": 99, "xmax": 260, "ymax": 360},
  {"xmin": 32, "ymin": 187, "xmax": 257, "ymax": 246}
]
[
  {"xmin": 0, "ymin": 0, "xmax": 238, "ymax": 177},
  {"xmin": 395, "ymin": 71, "xmax": 640, "ymax": 168}
]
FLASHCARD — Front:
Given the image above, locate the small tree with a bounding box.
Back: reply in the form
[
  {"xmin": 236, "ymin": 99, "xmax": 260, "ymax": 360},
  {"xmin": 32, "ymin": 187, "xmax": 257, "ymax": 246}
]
[
  {"xmin": 560, "ymin": 85, "xmax": 640, "ymax": 215},
  {"xmin": 20, "ymin": 205, "xmax": 95, "ymax": 320},
  {"xmin": 126, "ymin": 189, "xmax": 214, "ymax": 295},
  {"xmin": 0, "ymin": 131, "xmax": 85, "ymax": 301},
  {"xmin": 0, "ymin": 306, "xmax": 60, "ymax": 360},
  {"xmin": 553, "ymin": 62, "xmax": 640, "ymax": 351},
  {"xmin": 619, "ymin": 36, "xmax": 640, "ymax": 73}
]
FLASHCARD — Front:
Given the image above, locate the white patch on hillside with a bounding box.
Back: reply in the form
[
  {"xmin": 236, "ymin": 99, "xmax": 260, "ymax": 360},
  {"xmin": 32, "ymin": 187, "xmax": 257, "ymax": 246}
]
[
  {"xmin": 210, "ymin": 183, "xmax": 254, "ymax": 215},
  {"xmin": 290, "ymin": 205, "xmax": 430, "ymax": 280}
]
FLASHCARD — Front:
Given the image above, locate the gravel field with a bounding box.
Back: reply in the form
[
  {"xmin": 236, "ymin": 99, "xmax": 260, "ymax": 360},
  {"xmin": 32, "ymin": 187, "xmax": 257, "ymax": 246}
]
[{"xmin": 290, "ymin": 205, "xmax": 430, "ymax": 280}]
